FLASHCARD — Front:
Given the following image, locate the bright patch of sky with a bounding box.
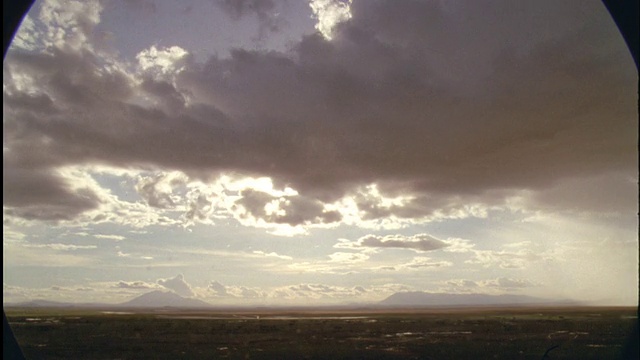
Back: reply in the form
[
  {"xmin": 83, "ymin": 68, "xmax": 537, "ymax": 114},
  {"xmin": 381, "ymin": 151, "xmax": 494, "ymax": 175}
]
[{"xmin": 3, "ymin": 0, "xmax": 637, "ymax": 307}]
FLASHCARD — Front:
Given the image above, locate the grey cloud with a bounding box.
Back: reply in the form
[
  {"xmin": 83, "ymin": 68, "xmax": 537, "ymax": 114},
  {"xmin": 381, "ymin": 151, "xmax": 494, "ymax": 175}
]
[
  {"xmin": 215, "ymin": 0, "xmax": 276, "ymax": 20},
  {"xmin": 135, "ymin": 173, "xmax": 185, "ymax": 209},
  {"xmin": 208, "ymin": 280, "xmax": 229, "ymax": 297},
  {"xmin": 526, "ymin": 172, "xmax": 639, "ymax": 216},
  {"xmin": 113, "ymin": 281, "xmax": 157, "ymax": 289},
  {"xmin": 140, "ymin": 77, "xmax": 186, "ymax": 114},
  {"xmin": 3, "ymin": 163, "xmax": 102, "ymax": 221},
  {"xmin": 157, "ymin": 274, "xmax": 194, "ymax": 297},
  {"xmin": 214, "ymin": 0, "xmax": 283, "ymax": 39},
  {"xmin": 446, "ymin": 279, "xmax": 479, "ymax": 288},
  {"xmin": 235, "ymin": 189, "xmax": 342, "ymax": 226},
  {"xmin": 3, "ymin": 0, "xmax": 636, "ymax": 223},
  {"xmin": 344, "ymin": 234, "xmax": 450, "ymax": 252},
  {"xmin": 183, "ymin": 190, "xmax": 214, "ymax": 223},
  {"xmin": 122, "ymin": 0, "xmax": 157, "ymax": 14}
]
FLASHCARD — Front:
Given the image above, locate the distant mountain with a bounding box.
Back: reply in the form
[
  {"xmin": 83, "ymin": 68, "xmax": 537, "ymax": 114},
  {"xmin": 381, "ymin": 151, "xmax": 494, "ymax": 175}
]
[
  {"xmin": 119, "ymin": 290, "xmax": 212, "ymax": 308},
  {"xmin": 5, "ymin": 291, "xmax": 212, "ymax": 309},
  {"xmin": 379, "ymin": 292, "xmax": 553, "ymax": 307}
]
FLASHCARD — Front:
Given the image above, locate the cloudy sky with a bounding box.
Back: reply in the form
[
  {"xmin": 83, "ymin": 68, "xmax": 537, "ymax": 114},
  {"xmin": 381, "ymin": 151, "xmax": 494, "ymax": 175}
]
[{"xmin": 3, "ymin": 0, "xmax": 637, "ymax": 306}]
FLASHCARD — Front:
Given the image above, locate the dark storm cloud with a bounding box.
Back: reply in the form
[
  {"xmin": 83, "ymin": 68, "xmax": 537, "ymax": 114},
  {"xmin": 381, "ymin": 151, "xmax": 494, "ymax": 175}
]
[
  {"xmin": 3, "ymin": 0, "xmax": 637, "ymax": 222},
  {"xmin": 3, "ymin": 161, "xmax": 102, "ymax": 221}
]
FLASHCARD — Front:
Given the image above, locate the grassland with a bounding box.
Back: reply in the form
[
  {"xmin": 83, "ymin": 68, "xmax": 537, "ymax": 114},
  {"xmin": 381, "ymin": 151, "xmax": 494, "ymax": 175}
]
[{"xmin": 5, "ymin": 306, "xmax": 637, "ymax": 359}]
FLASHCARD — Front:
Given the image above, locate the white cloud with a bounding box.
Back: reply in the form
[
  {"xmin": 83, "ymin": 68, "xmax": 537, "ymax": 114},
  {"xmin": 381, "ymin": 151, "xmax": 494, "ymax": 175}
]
[
  {"xmin": 157, "ymin": 274, "xmax": 194, "ymax": 297},
  {"xmin": 205, "ymin": 281, "xmax": 264, "ymax": 299},
  {"xmin": 94, "ymin": 234, "xmax": 126, "ymax": 241},
  {"xmin": 137, "ymin": 45, "xmax": 189, "ymax": 75},
  {"xmin": 252, "ymin": 250, "xmax": 293, "ymax": 260},
  {"xmin": 309, "ymin": 0, "xmax": 352, "ymax": 40},
  {"xmin": 24, "ymin": 243, "xmax": 97, "ymax": 251}
]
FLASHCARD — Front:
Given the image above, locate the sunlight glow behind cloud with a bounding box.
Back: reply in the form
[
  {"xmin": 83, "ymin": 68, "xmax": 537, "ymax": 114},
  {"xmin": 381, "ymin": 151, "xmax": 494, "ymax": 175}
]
[{"xmin": 309, "ymin": 0, "xmax": 352, "ymax": 39}]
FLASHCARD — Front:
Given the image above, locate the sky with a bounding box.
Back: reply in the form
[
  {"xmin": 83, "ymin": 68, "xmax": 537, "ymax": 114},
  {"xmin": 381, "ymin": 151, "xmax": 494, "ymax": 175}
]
[{"xmin": 3, "ymin": 0, "xmax": 638, "ymax": 306}]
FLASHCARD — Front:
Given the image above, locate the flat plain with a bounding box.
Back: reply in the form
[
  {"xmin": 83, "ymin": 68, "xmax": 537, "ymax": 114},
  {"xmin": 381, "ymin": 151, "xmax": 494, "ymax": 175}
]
[{"xmin": 5, "ymin": 306, "xmax": 637, "ymax": 359}]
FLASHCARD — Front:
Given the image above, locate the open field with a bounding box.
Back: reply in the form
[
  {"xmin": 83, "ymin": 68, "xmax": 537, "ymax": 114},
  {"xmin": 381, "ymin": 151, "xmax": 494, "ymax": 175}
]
[{"xmin": 5, "ymin": 306, "xmax": 637, "ymax": 359}]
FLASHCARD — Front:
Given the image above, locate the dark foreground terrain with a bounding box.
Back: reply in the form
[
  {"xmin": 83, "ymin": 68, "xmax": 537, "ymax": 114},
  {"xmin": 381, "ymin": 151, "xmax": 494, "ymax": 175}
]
[{"xmin": 5, "ymin": 306, "xmax": 637, "ymax": 359}]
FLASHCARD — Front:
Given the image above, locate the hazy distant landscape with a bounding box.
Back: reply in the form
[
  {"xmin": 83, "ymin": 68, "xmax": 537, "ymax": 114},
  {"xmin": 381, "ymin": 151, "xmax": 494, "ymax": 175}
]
[
  {"xmin": 5, "ymin": 304, "xmax": 636, "ymax": 359},
  {"xmin": 4, "ymin": 290, "xmax": 638, "ymax": 359},
  {"xmin": 5, "ymin": 289, "xmax": 572, "ymax": 309}
]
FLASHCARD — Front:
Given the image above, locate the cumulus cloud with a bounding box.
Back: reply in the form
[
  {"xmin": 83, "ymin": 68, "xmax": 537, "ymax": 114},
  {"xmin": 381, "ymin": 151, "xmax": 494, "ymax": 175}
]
[
  {"xmin": 207, "ymin": 280, "xmax": 263, "ymax": 298},
  {"xmin": 136, "ymin": 45, "xmax": 189, "ymax": 75},
  {"xmin": 208, "ymin": 280, "xmax": 229, "ymax": 297},
  {"xmin": 3, "ymin": 0, "xmax": 636, "ymax": 232},
  {"xmin": 157, "ymin": 274, "xmax": 194, "ymax": 297}
]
